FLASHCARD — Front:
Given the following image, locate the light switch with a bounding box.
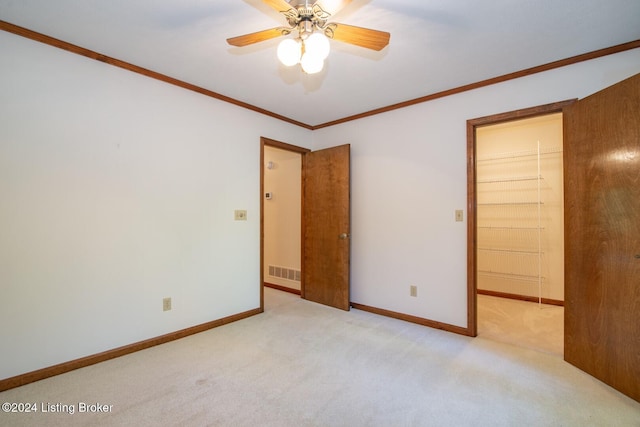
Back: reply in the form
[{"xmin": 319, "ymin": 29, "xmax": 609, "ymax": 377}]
[
  {"xmin": 234, "ymin": 210, "xmax": 247, "ymax": 221},
  {"xmin": 455, "ymin": 210, "xmax": 464, "ymax": 222}
]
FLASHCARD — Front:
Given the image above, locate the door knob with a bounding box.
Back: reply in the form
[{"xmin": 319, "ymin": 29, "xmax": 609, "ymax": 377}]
[{"xmin": 339, "ymin": 233, "xmax": 350, "ymax": 240}]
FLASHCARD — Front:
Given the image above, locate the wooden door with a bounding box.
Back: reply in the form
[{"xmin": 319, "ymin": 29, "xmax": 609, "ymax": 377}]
[
  {"xmin": 563, "ymin": 73, "xmax": 640, "ymax": 402},
  {"xmin": 302, "ymin": 144, "xmax": 351, "ymax": 310}
]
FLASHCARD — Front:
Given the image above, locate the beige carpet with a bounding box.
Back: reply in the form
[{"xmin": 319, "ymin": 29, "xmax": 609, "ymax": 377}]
[
  {"xmin": 1, "ymin": 288, "xmax": 638, "ymax": 426},
  {"xmin": 477, "ymin": 294, "xmax": 564, "ymax": 356}
]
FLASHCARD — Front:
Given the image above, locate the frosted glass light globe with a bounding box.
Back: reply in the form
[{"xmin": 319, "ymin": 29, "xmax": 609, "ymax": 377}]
[
  {"xmin": 304, "ymin": 32, "xmax": 330, "ymax": 60},
  {"xmin": 277, "ymin": 39, "xmax": 301, "ymax": 66},
  {"xmin": 300, "ymin": 52, "xmax": 324, "ymax": 74}
]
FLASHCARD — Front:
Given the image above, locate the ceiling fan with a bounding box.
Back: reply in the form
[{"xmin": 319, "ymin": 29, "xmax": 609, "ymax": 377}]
[{"xmin": 227, "ymin": 0, "xmax": 390, "ymax": 74}]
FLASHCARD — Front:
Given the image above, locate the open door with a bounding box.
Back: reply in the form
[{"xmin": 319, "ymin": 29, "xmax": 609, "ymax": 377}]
[
  {"xmin": 302, "ymin": 144, "xmax": 351, "ymax": 310},
  {"xmin": 563, "ymin": 73, "xmax": 640, "ymax": 402}
]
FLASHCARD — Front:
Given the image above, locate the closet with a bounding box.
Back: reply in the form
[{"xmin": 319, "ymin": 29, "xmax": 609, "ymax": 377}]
[{"xmin": 476, "ymin": 113, "xmax": 564, "ymax": 304}]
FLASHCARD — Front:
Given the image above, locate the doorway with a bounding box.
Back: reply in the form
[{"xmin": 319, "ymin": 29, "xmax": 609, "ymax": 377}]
[
  {"xmin": 260, "ymin": 137, "xmax": 351, "ymax": 311},
  {"xmin": 466, "ymin": 100, "xmax": 575, "ymax": 354},
  {"xmin": 260, "ymin": 138, "xmax": 309, "ymax": 309},
  {"xmin": 262, "ymin": 144, "xmax": 304, "ymax": 295}
]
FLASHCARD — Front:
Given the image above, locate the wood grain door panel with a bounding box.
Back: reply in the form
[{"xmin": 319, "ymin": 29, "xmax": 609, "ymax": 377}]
[
  {"xmin": 563, "ymin": 73, "xmax": 640, "ymax": 402},
  {"xmin": 303, "ymin": 144, "xmax": 350, "ymax": 310}
]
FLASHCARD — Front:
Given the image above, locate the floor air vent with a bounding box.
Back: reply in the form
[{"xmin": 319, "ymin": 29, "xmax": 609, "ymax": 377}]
[{"xmin": 268, "ymin": 265, "xmax": 301, "ymax": 282}]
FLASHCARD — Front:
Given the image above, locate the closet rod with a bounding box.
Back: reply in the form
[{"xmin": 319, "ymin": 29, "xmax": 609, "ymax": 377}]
[
  {"xmin": 478, "ymin": 201, "xmax": 544, "ymax": 206},
  {"xmin": 476, "ymin": 146, "xmax": 562, "ymax": 162},
  {"xmin": 478, "ymin": 226, "xmax": 544, "ymax": 230},
  {"xmin": 477, "ymin": 176, "xmax": 539, "ymax": 184},
  {"xmin": 478, "ymin": 248, "xmax": 544, "ymax": 255},
  {"xmin": 478, "ymin": 270, "xmax": 546, "ymax": 282}
]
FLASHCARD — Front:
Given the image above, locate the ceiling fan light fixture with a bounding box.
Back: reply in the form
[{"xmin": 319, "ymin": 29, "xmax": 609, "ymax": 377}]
[
  {"xmin": 228, "ymin": 0, "xmax": 390, "ymax": 74},
  {"xmin": 277, "ymin": 38, "xmax": 302, "ymax": 66}
]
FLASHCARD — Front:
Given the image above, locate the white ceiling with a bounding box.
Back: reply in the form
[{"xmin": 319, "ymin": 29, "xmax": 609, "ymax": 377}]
[{"xmin": 2, "ymin": 0, "xmax": 639, "ymax": 127}]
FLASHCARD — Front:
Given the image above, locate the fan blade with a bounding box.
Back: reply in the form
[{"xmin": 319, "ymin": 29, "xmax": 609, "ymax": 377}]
[
  {"xmin": 325, "ymin": 23, "xmax": 390, "ymax": 51},
  {"xmin": 262, "ymin": 0, "xmax": 297, "ymax": 13},
  {"xmin": 227, "ymin": 28, "xmax": 289, "ymax": 47}
]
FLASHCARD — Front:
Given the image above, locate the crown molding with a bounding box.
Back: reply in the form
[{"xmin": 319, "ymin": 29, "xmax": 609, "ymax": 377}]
[
  {"xmin": 0, "ymin": 20, "xmax": 313, "ymax": 130},
  {"xmin": 2, "ymin": 20, "xmax": 639, "ymax": 131}
]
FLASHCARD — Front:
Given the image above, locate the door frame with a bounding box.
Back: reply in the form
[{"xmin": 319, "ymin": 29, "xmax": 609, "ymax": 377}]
[
  {"xmin": 465, "ymin": 100, "xmax": 576, "ymax": 336},
  {"xmin": 260, "ymin": 137, "xmax": 310, "ymax": 310}
]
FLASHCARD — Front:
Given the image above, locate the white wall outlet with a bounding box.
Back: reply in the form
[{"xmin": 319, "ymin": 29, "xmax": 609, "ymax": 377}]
[
  {"xmin": 410, "ymin": 285, "xmax": 417, "ymax": 297},
  {"xmin": 234, "ymin": 210, "xmax": 247, "ymax": 221},
  {"xmin": 163, "ymin": 297, "xmax": 172, "ymax": 311},
  {"xmin": 455, "ymin": 210, "xmax": 464, "ymax": 222}
]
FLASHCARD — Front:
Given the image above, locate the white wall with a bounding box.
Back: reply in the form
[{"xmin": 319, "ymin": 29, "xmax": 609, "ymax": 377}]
[
  {"xmin": 263, "ymin": 146, "xmax": 302, "ymax": 291},
  {"xmin": 0, "ymin": 31, "xmax": 310, "ymax": 379},
  {"xmin": 311, "ymin": 50, "xmax": 640, "ymax": 328}
]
